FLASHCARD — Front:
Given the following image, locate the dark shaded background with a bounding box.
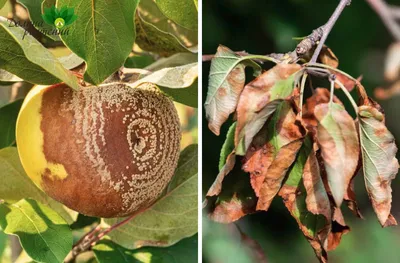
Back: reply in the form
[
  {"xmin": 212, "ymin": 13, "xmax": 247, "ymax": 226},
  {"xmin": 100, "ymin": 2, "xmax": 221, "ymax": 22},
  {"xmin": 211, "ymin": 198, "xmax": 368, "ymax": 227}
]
[{"xmin": 202, "ymin": 0, "xmax": 400, "ymax": 262}]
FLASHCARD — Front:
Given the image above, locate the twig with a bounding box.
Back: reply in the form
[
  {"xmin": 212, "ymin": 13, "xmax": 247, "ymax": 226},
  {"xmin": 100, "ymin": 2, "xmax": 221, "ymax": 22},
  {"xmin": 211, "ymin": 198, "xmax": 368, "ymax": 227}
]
[
  {"xmin": 366, "ymin": 0, "xmax": 400, "ymax": 41},
  {"xmin": 310, "ymin": 0, "xmax": 352, "ymax": 63},
  {"xmin": 64, "ymin": 206, "xmax": 149, "ymax": 263}
]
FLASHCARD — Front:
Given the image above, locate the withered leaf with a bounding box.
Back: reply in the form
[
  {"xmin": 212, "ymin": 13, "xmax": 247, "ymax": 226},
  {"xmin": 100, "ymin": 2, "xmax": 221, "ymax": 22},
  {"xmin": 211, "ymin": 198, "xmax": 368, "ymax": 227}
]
[
  {"xmin": 205, "ymin": 46, "xmax": 261, "ymax": 135},
  {"xmin": 243, "ymin": 101, "xmax": 304, "ymax": 199},
  {"xmin": 235, "ymin": 64, "xmax": 301, "ymax": 155},
  {"xmin": 319, "ymin": 46, "xmax": 339, "ymax": 68},
  {"xmin": 327, "ymin": 207, "xmax": 350, "ymax": 251},
  {"xmin": 302, "ymin": 88, "xmax": 343, "ymax": 136},
  {"xmin": 358, "ymin": 105, "xmax": 399, "ymax": 227},
  {"xmin": 279, "ymin": 137, "xmax": 331, "ymax": 263},
  {"xmin": 314, "ymin": 103, "xmax": 360, "ymax": 207},
  {"xmin": 206, "ymin": 157, "xmax": 257, "ymax": 223},
  {"xmin": 257, "ymin": 139, "xmax": 304, "ymax": 211}
]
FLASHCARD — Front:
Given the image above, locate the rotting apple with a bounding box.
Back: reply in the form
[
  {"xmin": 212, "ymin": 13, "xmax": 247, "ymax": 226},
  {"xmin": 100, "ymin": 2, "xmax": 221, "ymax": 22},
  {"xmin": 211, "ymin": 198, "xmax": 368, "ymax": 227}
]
[{"xmin": 16, "ymin": 82, "xmax": 181, "ymax": 218}]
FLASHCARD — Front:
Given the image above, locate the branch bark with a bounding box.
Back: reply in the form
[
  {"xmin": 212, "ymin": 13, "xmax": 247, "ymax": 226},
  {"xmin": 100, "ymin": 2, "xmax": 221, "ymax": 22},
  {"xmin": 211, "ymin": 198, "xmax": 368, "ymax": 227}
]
[{"xmin": 310, "ymin": 0, "xmax": 352, "ymax": 63}]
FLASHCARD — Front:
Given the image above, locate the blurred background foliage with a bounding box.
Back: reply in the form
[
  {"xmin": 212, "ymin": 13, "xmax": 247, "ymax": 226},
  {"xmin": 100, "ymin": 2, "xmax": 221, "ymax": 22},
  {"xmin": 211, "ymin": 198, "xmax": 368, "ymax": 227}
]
[{"xmin": 203, "ymin": 0, "xmax": 400, "ymax": 262}]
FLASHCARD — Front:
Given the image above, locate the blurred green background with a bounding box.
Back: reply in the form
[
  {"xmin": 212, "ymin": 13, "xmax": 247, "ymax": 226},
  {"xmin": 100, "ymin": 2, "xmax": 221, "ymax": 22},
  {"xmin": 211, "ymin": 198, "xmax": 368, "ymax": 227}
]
[{"xmin": 202, "ymin": 0, "xmax": 400, "ymax": 262}]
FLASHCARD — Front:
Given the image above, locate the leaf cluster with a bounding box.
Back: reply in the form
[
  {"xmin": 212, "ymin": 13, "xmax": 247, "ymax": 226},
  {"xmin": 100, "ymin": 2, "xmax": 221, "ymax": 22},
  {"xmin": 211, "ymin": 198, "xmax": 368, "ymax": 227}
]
[{"xmin": 204, "ymin": 45, "xmax": 399, "ymax": 263}]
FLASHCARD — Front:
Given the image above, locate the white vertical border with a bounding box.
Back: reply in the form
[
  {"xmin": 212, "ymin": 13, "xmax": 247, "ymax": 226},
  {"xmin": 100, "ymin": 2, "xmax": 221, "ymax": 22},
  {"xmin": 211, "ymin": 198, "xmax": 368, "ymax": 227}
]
[{"xmin": 197, "ymin": 0, "xmax": 203, "ymax": 262}]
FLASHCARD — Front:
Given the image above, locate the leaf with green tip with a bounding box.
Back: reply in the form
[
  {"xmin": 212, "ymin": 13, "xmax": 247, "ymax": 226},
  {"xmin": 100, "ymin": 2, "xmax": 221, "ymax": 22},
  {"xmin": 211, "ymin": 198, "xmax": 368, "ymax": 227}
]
[
  {"xmin": 205, "ymin": 46, "xmax": 261, "ymax": 136},
  {"xmin": 17, "ymin": 0, "xmax": 59, "ymax": 40},
  {"xmin": 242, "ymin": 101, "xmax": 305, "ymax": 210},
  {"xmin": 93, "ymin": 234, "xmax": 197, "ymax": 263},
  {"xmin": 135, "ymin": 0, "xmax": 197, "ymax": 56},
  {"xmin": 235, "ymin": 64, "xmax": 301, "ymax": 155},
  {"xmin": 358, "ymin": 105, "xmax": 399, "ymax": 227},
  {"xmin": 219, "ymin": 122, "xmax": 236, "ymax": 170},
  {"xmin": 0, "ymin": 100, "xmax": 23, "ymax": 148},
  {"xmin": 155, "ymin": 0, "xmax": 198, "ymax": 31},
  {"xmin": 105, "ymin": 145, "xmax": 198, "ymax": 249},
  {"xmin": 0, "ymin": 17, "xmax": 79, "ymax": 89},
  {"xmin": 57, "ymin": 0, "xmax": 139, "ymax": 85},
  {"xmin": 314, "ymin": 103, "xmax": 359, "ymax": 207},
  {"xmin": 127, "ymin": 63, "xmax": 198, "ymax": 108},
  {"xmin": 0, "ymin": 147, "xmax": 78, "ymax": 224},
  {"xmin": 279, "ymin": 137, "xmax": 331, "ymax": 263},
  {"xmin": 0, "ymin": 199, "xmax": 72, "ymax": 263},
  {"xmin": 206, "ymin": 154, "xmax": 257, "ymax": 223}
]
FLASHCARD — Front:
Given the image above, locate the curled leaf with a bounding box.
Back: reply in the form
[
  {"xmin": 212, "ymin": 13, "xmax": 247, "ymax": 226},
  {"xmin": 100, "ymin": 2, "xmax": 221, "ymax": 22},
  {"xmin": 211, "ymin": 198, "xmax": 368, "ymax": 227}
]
[
  {"xmin": 279, "ymin": 138, "xmax": 331, "ymax": 263},
  {"xmin": 206, "ymin": 123, "xmax": 257, "ymax": 223},
  {"xmin": 314, "ymin": 103, "xmax": 359, "ymax": 207},
  {"xmin": 358, "ymin": 105, "xmax": 399, "ymax": 227},
  {"xmin": 205, "ymin": 46, "xmax": 260, "ymax": 135},
  {"xmin": 235, "ymin": 64, "xmax": 301, "ymax": 155}
]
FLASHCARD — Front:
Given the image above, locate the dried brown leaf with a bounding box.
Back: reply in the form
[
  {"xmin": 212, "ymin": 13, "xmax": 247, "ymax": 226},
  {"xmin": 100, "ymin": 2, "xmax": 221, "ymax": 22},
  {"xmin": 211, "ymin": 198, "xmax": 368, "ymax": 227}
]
[
  {"xmin": 207, "ymin": 152, "xmax": 236, "ymax": 197},
  {"xmin": 243, "ymin": 101, "xmax": 305, "ymax": 205},
  {"xmin": 206, "ymin": 156, "xmax": 257, "ymax": 223},
  {"xmin": 235, "ymin": 64, "xmax": 301, "ymax": 155},
  {"xmin": 358, "ymin": 104, "xmax": 399, "ymax": 227},
  {"xmin": 327, "ymin": 208, "xmax": 350, "ymax": 251},
  {"xmin": 257, "ymin": 139, "xmax": 304, "ymax": 211},
  {"xmin": 279, "ymin": 138, "xmax": 331, "ymax": 263},
  {"xmin": 302, "ymin": 88, "xmax": 343, "ymax": 136},
  {"xmin": 314, "ymin": 103, "xmax": 360, "ymax": 207},
  {"xmin": 319, "ymin": 46, "xmax": 339, "ymax": 68}
]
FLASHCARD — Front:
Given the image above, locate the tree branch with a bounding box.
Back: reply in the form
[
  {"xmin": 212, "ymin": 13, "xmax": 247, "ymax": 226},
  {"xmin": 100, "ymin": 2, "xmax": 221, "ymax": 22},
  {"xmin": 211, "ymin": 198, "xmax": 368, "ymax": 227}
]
[
  {"xmin": 64, "ymin": 206, "xmax": 149, "ymax": 263},
  {"xmin": 366, "ymin": 0, "xmax": 400, "ymax": 41},
  {"xmin": 310, "ymin": 0, "xmax": 352, "ymax": 63}
]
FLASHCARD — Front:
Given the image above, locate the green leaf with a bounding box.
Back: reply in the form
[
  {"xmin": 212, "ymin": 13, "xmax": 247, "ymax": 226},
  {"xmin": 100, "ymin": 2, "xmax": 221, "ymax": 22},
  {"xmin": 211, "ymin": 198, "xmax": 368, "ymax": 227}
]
[
  {"xmin": 0, "ymin": 0, "xmax": 7, "ymax": 9},
  {"xmin": 314, "ymin": 103, "xmax": 359, "ymax": 207},
  {"xmin": 127, "ymin": 63, "xmax": 198, "ymax": 107},
  {"xmin": 17, "ymin": 0, "xmax": 59, "ymax": 40},
  {"xmin": 105, "ymin": 145, "xmax": 198, "ymax": 249},
  {"xmin": 0, "ymin": 17, "xmax": 79, "ymax": 89},
  {"xmin": 135, "ymin": 0, "xmax": 197, "ymax": 56},
  {"xmin": 145, "ymin": 53, "xmax": 197, "ymax": 71},
  {"xmin": 0, "ymin": 69, "xmax": 23, "ymax": 83},
  {"xmin": 219, "ymin": 122, "xmax": 236, "ymax": 170},
  {"xmin": 0, "ymin": 147, "xmax": 78, "ymax": 224},
  {"xmin": 124, "ymin": 55, "xmax": 155, "ymax": 69},
  {"xmin": 93, "ymin": 234, "xmax": 198, "ymax": 263},
  {"xmin": 0, "ymin": 199, "xmax": 73, "ymax": 263},
  {"xmin": 0, "ymin": 231, "xmax": 7, "ymax": 260},
  {"xmin": 205, "ymin": 46, "xmax": 261, "ymax": 136},
  {"xmin": 58, "ymin": 52, "xmax": 84, "ymax": 70},
  {"xmin": 57, "ymin": 0, "xmax": 139, "ymax": 85},
  {"xmin": 359, "ymin": 105, "xmax": 399, "ymax": 227},
  {"xmin": 155, "ymin": 0, "xmax": 198, "ymax": 31},
  {"xmin": 0, "ymin": 100, "xmax": 23, "ymax": 148},
  {"xmin": 70, "ymin": 214, "xmax": 100, "ymax": 230}
]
